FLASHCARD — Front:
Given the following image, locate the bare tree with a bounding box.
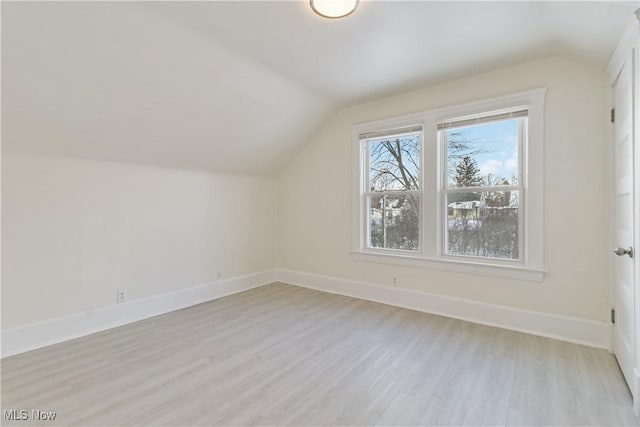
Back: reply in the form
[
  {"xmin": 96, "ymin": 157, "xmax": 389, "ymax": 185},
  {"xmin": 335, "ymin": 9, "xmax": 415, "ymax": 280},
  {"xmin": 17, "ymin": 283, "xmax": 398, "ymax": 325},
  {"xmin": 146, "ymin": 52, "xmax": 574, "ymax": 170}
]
[
  {"xmin": 369, "ymin": 137, "xmax": 420, "ymax": 191},
  {"xmin": 368, "ymin": 136, "xmax": 420, "ymax": 250}
]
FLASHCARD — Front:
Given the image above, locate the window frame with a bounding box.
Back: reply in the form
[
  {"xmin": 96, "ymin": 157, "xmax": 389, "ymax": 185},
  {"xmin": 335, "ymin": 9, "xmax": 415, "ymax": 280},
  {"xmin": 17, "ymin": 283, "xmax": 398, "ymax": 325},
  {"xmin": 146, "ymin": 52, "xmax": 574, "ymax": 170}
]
[
  {"xmin": 361, "ymin": 127, "xmax": 424, "ymax": 255},
  {"xmin": 439, "ymin": 112, "xmax": 526, "ymax": 266},
  {"xmin": 352, "ymin": 88, "xmax": 546, "ymax": 282}
]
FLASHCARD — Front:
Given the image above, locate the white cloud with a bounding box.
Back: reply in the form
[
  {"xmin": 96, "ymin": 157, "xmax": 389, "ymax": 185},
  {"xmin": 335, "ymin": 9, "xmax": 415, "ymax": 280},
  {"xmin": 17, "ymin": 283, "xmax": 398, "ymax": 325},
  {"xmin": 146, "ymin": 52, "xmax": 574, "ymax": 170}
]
[
  {"xmin": 505, "ymin": 146, "xmax": 518, "ymax": 176},
  {"xmin": 480, "ymin": 159, "xmax": 502, "ymax": 176}
]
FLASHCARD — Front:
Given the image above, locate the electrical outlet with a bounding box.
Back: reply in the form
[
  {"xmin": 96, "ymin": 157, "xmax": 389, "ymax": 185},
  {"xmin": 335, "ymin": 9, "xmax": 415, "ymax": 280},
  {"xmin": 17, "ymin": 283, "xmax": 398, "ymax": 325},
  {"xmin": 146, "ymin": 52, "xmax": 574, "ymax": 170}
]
[
  {"xmin": 393, "ymin": 277, "xmax": 398, "ymax": 287},
  {"xmin": 116, "ymin": 289, "xmax": 127, "ymax": 303}
]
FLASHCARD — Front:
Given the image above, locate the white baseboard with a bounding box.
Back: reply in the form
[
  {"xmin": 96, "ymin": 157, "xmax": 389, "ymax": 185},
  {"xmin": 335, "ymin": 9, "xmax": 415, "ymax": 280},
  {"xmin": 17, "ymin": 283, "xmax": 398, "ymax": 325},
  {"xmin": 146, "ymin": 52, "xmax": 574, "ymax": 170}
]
[
  {"xmin": 277, "ymin": 269, "xmax": 610, "ymax": 350},
  {"xmin": 1, "ymin": 270, "xmax": 275, "ymax": 358},
  {"xmin": 2, "ymin": 268, "xmax": 611, "ymax": 358}
]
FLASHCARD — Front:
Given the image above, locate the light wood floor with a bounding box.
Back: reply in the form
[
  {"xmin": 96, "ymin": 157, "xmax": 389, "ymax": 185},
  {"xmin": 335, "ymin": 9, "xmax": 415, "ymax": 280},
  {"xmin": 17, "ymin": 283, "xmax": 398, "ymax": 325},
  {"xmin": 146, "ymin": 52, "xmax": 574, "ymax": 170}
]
[{"xmin": 1, "ymin": 283, "xmax": 637, "ymax": 426}]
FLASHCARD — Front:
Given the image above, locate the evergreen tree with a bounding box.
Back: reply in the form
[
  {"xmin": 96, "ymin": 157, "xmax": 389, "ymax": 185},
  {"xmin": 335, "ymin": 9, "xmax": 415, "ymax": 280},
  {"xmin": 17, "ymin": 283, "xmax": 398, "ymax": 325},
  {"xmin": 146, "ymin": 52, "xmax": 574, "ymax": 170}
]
[{"xmin": 454, "ymin": 156, "xmax": 482, "ymax": 187}]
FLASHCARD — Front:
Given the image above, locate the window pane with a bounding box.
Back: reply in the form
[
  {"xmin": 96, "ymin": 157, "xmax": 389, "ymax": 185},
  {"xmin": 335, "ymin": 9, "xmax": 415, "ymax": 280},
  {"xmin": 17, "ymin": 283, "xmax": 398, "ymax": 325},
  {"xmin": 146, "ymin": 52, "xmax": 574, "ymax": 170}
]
[
  {"xmin": 446, "ymin": 190, "xmax": 519, "ymax": 259},
  {"xmin": 369, "ymin": 193, "xmax": 419, "ymax": 251},
  {"xmin": 447, "ymin": 119, "xmax": 520, "ymax": 188},
  {"xmin": 368, "ymin": 134, "xmax": 420, "ymax": 192}
]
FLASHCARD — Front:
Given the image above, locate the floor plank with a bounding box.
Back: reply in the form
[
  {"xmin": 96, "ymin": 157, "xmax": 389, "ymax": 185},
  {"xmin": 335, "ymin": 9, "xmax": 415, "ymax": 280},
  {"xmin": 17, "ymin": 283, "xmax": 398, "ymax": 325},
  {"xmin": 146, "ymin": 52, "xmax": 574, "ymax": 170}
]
[{"xmin": 1, "ymin": 283, "xmax": 636, "ymax": 426}]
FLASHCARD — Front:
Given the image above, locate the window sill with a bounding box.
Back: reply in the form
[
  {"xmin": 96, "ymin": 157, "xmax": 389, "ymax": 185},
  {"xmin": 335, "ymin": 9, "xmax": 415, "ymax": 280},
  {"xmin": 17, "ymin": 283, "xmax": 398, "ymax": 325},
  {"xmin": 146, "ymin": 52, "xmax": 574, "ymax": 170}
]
[{"xmin": 351, "ymin": 250, "xmax": 545, "ymax": 282}]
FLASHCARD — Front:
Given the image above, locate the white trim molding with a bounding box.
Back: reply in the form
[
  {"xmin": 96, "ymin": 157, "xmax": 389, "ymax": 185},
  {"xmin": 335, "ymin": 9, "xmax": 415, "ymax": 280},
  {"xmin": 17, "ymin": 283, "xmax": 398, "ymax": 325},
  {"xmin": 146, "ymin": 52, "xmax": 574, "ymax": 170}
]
[
  {"xmin": 605, "ymin": 14, "xmax": 640, "ymax": 83},
  {"xmin": 351, "ymin": 250, "xmax": 545, "ymax": 282},
  {"xmin": 635, "ymin": 368, "xmax": 640, "ymax": 415},
  {"xmin": 277, "ymin": 269, "xmax": 610, "ymax": 350},
  {"xmin": 1, "ymin": 270, "xmax": 276, "ymax": 358}
]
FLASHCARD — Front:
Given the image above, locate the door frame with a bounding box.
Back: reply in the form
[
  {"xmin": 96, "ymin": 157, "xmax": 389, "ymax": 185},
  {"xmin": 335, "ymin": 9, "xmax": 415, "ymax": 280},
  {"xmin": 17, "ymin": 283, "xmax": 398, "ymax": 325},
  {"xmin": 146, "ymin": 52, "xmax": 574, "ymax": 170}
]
[{"xmin": 606, "ymin": 13, "xmax": 640, "ymax": 415}]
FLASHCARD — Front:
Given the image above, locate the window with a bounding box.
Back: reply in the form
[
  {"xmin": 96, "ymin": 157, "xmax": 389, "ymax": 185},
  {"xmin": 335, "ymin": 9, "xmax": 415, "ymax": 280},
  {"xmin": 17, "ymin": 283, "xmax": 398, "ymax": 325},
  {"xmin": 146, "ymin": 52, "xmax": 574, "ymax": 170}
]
[
  {"xmin": 439, "ymin": 109, "xmax": 526, "ymax": 261},
  {"xmin": 352, "ymin": 89, "xmax": 545, "ymax": 281},
  {"xmin": 362, "ymin": 126, "xmax": 422, "ymax": 252}
]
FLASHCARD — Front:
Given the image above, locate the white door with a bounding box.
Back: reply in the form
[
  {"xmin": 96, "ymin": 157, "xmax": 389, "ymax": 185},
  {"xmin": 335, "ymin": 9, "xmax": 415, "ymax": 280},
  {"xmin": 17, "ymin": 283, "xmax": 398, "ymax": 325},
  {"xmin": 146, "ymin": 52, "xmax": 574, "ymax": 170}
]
[{"xmin": 612, "ymin": 47, "xmax": 638, "ymax": 408}]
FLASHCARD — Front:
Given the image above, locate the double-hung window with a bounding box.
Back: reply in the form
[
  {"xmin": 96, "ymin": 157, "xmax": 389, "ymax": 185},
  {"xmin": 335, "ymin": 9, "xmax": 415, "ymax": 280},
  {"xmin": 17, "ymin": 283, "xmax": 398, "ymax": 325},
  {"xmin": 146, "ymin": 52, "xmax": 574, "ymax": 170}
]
[
  {"xmin": 439, "ymin": 109, "xmax": 526, "ymax": 262},
  {"xmin": 353, "ymin": 89, "xmax": 545, "ymax": 281},
  {"xmin": 361, "ymin": 125, "xmax": 423, "ymax": 253}
]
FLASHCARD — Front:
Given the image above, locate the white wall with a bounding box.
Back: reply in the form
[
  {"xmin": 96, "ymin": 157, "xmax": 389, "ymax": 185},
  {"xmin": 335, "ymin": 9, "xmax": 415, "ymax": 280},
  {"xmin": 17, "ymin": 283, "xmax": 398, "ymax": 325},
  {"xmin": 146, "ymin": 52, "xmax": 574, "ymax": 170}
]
[
  {"xmin": 278, "ymin": 56, "xmax": 610, "ymax": 323},
  {"xmin": 1, "ymin": 55, "xmax": 611, "ymax": 348},
  {"xmin": 2, "ymin": 152, "xmax": 277, "ymax": 329}
]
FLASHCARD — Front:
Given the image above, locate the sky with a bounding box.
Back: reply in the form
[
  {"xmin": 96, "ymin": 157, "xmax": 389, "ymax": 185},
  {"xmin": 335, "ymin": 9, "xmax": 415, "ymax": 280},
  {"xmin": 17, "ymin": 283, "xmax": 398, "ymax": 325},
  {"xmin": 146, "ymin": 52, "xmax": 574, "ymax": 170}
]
[{"xmin": 448, "ymin": 118, "xmax": 520, "ymax": 183}]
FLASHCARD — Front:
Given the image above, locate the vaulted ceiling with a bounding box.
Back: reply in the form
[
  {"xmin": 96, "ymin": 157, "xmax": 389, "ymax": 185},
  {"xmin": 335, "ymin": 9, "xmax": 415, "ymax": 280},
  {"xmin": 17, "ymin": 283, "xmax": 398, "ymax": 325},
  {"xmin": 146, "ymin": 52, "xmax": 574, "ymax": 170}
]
[{"xmin": 2, "ymin": 1, "xmax": 636, "ymax": 174}]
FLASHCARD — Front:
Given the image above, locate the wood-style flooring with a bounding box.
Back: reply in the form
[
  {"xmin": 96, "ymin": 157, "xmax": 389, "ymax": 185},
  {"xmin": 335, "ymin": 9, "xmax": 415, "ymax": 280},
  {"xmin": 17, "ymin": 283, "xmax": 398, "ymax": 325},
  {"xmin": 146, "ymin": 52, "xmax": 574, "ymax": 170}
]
[{"xmin": 1, "ymin": 283, "xmax": 637, "ymax": 426}]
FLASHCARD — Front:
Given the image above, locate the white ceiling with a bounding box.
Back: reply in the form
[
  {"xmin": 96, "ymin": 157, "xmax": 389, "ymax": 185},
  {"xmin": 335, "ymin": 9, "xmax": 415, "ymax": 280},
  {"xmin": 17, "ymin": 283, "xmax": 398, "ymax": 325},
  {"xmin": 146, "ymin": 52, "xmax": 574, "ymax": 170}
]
[{"xmin": 2, "ymin": 1, "xmax": 636, "ymax": 174}]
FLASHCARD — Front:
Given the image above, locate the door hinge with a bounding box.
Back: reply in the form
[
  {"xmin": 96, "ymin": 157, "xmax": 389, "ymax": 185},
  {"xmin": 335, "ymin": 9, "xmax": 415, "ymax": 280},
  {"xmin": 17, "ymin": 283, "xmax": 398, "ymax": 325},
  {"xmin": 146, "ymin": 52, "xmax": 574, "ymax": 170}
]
[
  {"xmin": 611, "ymin": 308, "xmax": 616, "ymax": 324},
  {"xmin": 611, "ymin": 108, "xmax": 615, "ymax": 123}
]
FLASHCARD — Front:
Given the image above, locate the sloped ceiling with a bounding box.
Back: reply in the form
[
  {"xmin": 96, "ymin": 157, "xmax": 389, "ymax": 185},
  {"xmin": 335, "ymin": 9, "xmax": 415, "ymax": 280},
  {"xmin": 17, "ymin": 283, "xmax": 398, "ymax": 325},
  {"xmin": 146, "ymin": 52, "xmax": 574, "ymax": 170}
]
[{"xmin": 2, "ymin": 1, "xmax": 636, "ymax": 175}]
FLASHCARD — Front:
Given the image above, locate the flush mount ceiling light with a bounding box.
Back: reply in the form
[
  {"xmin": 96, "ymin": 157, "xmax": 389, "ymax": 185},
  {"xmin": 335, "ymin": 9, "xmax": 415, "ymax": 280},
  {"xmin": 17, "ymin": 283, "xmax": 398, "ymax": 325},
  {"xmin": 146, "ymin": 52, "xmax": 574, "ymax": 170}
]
[{"xmin": 310, "ymin": 0, "xmax": 359, "ymax": 19}]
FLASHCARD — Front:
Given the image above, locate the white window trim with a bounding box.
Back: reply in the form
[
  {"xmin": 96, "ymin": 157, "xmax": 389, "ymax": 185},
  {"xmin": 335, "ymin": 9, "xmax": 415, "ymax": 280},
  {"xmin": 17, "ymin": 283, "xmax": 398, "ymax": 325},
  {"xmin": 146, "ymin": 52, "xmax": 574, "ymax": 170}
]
[
  {"xmin": 352, "ymin": 88, "xmax": 547, "ymax": 282},
  {"xmin": 439, "ymin": 113, "xmax": 525, "ymax": 267}
]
